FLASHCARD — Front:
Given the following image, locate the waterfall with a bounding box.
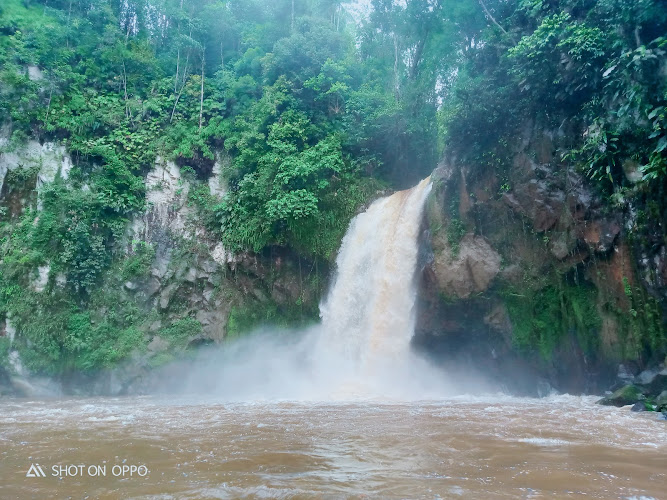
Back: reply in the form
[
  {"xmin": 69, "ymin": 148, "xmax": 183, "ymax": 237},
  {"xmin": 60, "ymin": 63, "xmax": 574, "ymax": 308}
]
[
  {"xmin": 316, "ymin": 177, "xmax": 432, "ymax": 381},
  {"xmin": 178, "ymin": 177, "xmax": 439, "ymax": 400}
]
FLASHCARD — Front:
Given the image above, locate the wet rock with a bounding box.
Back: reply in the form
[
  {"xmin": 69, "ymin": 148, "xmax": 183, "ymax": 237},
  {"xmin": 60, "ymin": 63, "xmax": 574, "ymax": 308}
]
[
  {"xmin": 646, "ymin": 373, "xmax": 667, "ymax": 396},
  {"xmin": 630, "ymin": 402, "xmax": 646, "ymax": 412},
  {"xmin": 617, "ymin": 363, "xmax": 636, "ymax": 382},
  {"xmin": 199, "ymin": 259, "xmax": 218, "ymax": 275},
  {"xmin": 549, "ymin": 231, "xmax": 575, "ymax": 260},
  {"xmin": 499, "ymin": 264, "xmax": 523, "ymax": 285},
  {"xmin": 202, "ymin": 287, "xmax": 215, "ymax": 304},
  {"xmin": 508, "ymin": 179, "xmax": 565, "ymax": 232},
  {"xmin": 656, "ymin": 390, "xmax": 667, "ymax": 411},
  {"xmin": 483, "ymin": 304, "xmax": 512, "ymax": 335},
  {"xmin": 184, "ymin": 266, "xmax": 198, "ymax": 283},
  {"xmin": 195, "ymin": 309, "xmax": 227, "ymax": 341},
  {"xmin": 147, "ymin": 335, "xmax": 169, "ymax": 354},
  {"xmin": 598, "ymin": 384, "xmax": 643, "ymax": 407},
  {"xmin": 433, "ymin": 234, "xmax": 501, "ymax": 299},
  {"xmin": 159, "ymin": 283, "xmax": 178, "ymax": 310},
  {"xmin": 581, "ymin": 220, "xmax": 621, "ymax": 254},
  {"xmin": 151, "ymin": 253, "xmax": 171, "ymax": 279},
  {"xmin": 637, "ymin": 368, "xmax": 658, "ymax": 385},
  {"xmin": 142, "ymin": 277, "xmax": 162, "ymax": 297}
]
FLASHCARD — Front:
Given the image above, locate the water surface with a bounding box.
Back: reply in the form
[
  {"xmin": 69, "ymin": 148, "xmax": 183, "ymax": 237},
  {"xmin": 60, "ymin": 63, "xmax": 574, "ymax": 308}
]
[{"xmin": 1, "ymin": 395, "xmax": 665, "ymax": 499}]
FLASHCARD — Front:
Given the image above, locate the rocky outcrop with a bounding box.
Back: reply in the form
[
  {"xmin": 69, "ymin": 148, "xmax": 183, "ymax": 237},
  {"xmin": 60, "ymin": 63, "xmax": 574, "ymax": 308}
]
[
  {"xmin": 417, "ymin": 121, "xmax": 667, "ymax": 395},
  {"xmin": 432, "ymin": 234, "xmax": 501, "ymax": 299},
  {"xmin": 0, "ymin": 141, "xmax": 325, "ymax": 397},
  {"xmin": 598, "ymin": 362, "xmax": 667, "ymax": 411},
  {"xmin": 0, "ymin": 132, "xmax": 72, "ymax": 216}
]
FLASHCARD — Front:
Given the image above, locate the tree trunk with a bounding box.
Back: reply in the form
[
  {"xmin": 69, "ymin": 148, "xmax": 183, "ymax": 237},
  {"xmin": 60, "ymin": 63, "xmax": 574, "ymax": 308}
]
[
  {"xmin": 199, "ymin": 50, "xmax": 205, "ymax": 132},
  {"xmin": 478, "ymin": 0, "xmax": 516, "ymax": 44},
  {"xmin": 393, "ymin": 34, "xmax": 400, "ymax": 100}
]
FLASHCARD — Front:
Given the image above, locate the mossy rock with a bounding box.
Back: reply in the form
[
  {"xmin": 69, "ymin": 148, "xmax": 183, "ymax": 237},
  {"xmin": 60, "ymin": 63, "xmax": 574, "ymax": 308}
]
[
  {"xmin": 598, "ymin": 384, "xmax": 644, "ymax": 407},
  {"xmin": 656, "ymin": 390, "xmax": 667, "ymax": 412}
]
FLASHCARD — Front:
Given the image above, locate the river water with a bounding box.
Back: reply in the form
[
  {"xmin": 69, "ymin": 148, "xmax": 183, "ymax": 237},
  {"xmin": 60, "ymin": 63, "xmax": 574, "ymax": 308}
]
[{"xmin": 1, "ymin": 395, "xmax": 665, "ymax": 499}]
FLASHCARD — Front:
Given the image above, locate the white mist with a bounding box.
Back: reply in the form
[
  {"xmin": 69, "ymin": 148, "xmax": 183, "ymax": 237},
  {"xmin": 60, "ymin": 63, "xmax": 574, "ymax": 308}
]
[{"xmin": 178, "ymin": 177, "xmax": 482, "ymax": 400}]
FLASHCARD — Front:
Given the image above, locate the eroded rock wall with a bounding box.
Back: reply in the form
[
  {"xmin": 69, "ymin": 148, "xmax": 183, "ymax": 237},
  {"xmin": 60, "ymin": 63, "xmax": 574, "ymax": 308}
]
[
  {"xmin": 0, "ymin": 142, "xmax": 325, "ymax": 396},
  {"xmin": 417, "ymin": 122, "xmax": 667, "ymax": 395}
]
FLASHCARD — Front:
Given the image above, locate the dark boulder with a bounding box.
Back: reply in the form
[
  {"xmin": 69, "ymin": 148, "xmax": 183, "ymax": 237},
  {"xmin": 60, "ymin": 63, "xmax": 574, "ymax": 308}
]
[{"xmin": 598, "ymin": 384, "xmax": 643, "ymax": 407}]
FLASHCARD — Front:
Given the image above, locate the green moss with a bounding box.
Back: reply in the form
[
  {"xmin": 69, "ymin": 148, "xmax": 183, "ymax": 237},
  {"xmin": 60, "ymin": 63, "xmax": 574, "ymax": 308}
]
[
  {"xmin": 226, "ymin": 299, "xmax": 318, "ymax": 341},
  {"xmin": 148, "ymin": 351, "xmax": 176, "ymax": 369},
  {"xmin": 4, "ymin": 165, "xmax": 40, "ymax": 188},
  {"xmin": 121, "ymin": 241, "xmax": 155, "ymax": 281},
  {"xmin": 612, "ymin": 278, "xmax": 666, "ymax": 361},
  {"xmin": 159, "ymin": 318, "xmax": 203, "ymax": 348},
  {"xmin": 505, "ymin": 278, "xmax": 601, "ymax": 361},
  {"xmin": 598, "ymin": 384, "xmax": 643, "ymax": 407},
  {"xmin": 446, "ymin": 219, "xmax": 466, "ymax": 258}
]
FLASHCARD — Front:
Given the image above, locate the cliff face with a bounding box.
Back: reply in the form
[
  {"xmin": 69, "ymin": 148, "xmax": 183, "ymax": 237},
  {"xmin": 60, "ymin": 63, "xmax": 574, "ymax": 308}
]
[
  {"xmin": 417, "ymin": 121, "xmax": 667, "ymax": 395},
  {"xmin": 0, "ymin": 138, "xmax": 325, "ymax": 396},
  {"xmin": 2, "ymin": 123, "xmax": 665, "ymax": 398}
]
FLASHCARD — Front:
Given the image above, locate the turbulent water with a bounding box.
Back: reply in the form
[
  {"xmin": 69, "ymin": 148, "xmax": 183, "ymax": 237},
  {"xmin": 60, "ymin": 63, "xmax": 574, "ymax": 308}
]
[{"xmin": 1, "ymin": 396, "xmax": 666, "ymax": 499}]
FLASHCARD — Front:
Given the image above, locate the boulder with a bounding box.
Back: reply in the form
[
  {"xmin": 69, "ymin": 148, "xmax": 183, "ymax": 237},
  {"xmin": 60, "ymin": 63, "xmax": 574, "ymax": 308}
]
[
  {"xmin": 433, "ymin": 234, "xmax": 501, "ymax": 299},
  {"xmin": 630, "ymin": 402, "xmax": 646, "ymax": 412},
  {"xmin": 656, "ymin": 390, "xmax": 667, "ymax": 411},
  {"xmin": 159, "ymin": 283, "xmax": 178, "ymax": 310},
  {"xmin": 483, "ymin": 304, "xmax": 512, "ymax": 335},
  {"xmin": 549, "ymin": 231, "xmax": 575, "ymax": 260},
  {"xmin": 646, "ymin": 373, "xmax": 667, "ymax": 396},
  {"xmin": 598, "ymin": 384, "xmax": 643, "ymax": 407},
  {"xmin": 142, "ymin": 277, "xmax": 162, "ymax": 297},
  {"xmin": 637, "ymin": 368, "xmax": 658, "ymax": 385},
  {"xmin": 617, "ymin": 363, "xmax": 636, "ymax": 382}
]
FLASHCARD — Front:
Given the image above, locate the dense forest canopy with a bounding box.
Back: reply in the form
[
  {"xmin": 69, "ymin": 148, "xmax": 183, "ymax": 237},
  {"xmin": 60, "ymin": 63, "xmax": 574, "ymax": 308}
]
[{"xmin": 0, "ymin": 0, "xmax": 666, "ymax": 374}]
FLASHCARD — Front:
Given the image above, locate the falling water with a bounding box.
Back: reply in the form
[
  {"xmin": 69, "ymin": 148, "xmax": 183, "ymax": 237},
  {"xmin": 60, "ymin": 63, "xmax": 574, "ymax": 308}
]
[
  {"xmin": 154, "ymin": 176, "xmax": 445, "ymax": 399},
  {"xmin": 314, "ymin": 177, "xmax": 433, "ymax": 394}
]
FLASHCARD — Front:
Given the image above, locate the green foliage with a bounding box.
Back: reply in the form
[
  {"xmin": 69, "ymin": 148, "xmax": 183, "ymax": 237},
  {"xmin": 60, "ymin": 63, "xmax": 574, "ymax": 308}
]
[
  {"xmin": 9, "ymin": 287, "xmax": 146, "ymax": 374},
  {"xmin": 121, "ymin": 241, "xmax": 155, "ymax": 281},
  {"xmin": 508, "ymin": 13, "xmax": 609, "ymax": 109},
  {"xmin": 614, "ymin": 277, "xmax": 666, "ymax": 360},
  {"xmin": 442, "ymin": 0, "xmax": 667, "ymax": 193},
  {"xmin": 226, "ymin": 296, "xmax": 318, "ymax": 341},
  {"xmin": 446, "ymin": 219, "xmax": 466, "ymax": 258},
  {"xmin": 159, "ymin": 318, "xmax": 203, "ymax": 348},
  {"xmin": 0, "ymin": 337, "xmax": 10, "ymax": 370},
  {"xmin": 1, "ymin": 0, "xmax": 664, "ymax": 377},
  {"xmin": 505, "ymin": 279, "xmax": 601, "ymax": 361}
]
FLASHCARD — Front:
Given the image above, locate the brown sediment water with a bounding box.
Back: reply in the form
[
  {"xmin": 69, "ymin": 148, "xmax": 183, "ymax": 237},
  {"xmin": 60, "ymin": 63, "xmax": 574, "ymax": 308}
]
[{"xmin": 1, "ymin": 395, "xmax": 665, "ymax": 499}]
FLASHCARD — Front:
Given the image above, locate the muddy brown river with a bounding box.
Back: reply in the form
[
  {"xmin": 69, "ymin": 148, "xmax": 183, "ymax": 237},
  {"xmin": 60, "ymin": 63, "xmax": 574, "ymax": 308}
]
[{"xmin": 0, "ymin": 395, "xmax": 665, "ymax": 499}]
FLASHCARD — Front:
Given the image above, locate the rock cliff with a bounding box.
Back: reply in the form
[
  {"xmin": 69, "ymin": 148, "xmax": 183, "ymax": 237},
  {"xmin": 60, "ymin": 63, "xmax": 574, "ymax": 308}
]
[
  {"xmin": 0, "ymin": 139, "xmax": 325, "ymax": 396},
  {"xmin": 416, "ymin": 121, "xmax": 666, "ymax": 395}
]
